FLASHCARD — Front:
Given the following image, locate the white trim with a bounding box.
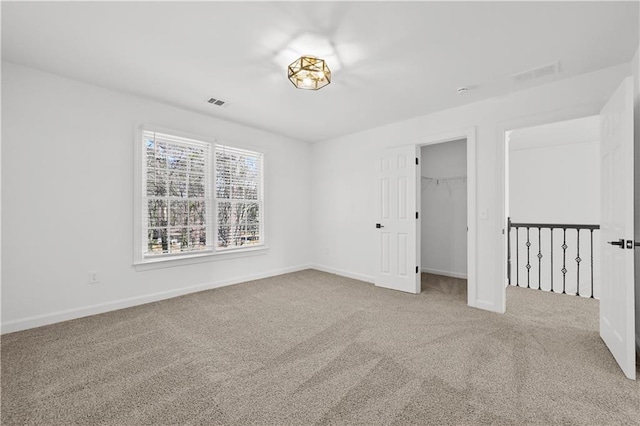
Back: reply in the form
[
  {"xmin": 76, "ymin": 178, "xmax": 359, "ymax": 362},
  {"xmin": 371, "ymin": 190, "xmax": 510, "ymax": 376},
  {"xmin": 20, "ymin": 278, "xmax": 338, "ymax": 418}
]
[
  {"xmin": 311, "ymin": 264, "xmax": 375, "ymax": 284},
  {"xmin": 133, "ymin": 245, "xmax": 269, "ymax": 271},
  {"xmin": 509, "ymin": 137, "xmax": 599, "ymax": 152},
  {"xmin": 415, "ymin": 127, "xmax": 478, "ymax": 310},
  {"xmin": 134, "ymin": 124, "xmax": 268, "ymax": 266},
  {"xmin": 1, "ymin": 264, "xmax": 313, "ymax": 335},
  {"xmin": 473, "ymin": 299, "xmax": 496, "ymax": 312},
  {"xmin": 497, "ymin": 102, "xmax": 605, "ymax": 315},
  {"xmin": 133, "ymin": 124, "xmax": 221, "ymax": 265},
  {"xmin": 214, "ymin": 144, "xmax": 266, "ymax": 254},
  {"xmin": 421, "ymin": 268, "xmax": 468, "ymax": 280}
]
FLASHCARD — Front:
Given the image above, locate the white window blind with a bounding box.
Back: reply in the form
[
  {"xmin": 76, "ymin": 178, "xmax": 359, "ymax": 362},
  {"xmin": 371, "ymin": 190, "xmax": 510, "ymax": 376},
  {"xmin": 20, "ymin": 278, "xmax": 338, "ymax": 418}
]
[
  {"xmin": 142, "ymin": 130, "xmax": 213, "ymax": 256},
  {"xmin": 215, "ymin": 145, "xmax": 264, "ymax": 250}
]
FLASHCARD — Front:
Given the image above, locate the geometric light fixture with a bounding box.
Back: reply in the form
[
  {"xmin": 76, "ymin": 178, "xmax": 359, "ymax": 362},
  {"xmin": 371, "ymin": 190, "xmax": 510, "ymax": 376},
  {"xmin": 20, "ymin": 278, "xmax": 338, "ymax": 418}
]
[{"xmin": 287, "ymin": 56, "xmax": 331, "ymax": 90}]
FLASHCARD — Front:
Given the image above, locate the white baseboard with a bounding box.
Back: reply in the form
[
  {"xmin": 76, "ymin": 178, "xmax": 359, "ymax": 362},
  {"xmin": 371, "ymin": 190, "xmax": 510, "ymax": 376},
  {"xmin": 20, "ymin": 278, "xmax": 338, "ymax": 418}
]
[
  {"xmin": 1, "ymin": 264, "xmax": 313, "ymax": 335},
  {"xmin": 471, "ymin": 299, "xmax": 500, "ymax": 313},
  {"xmin": 310, "ymin": 264, "xmax": 375, "ymax": 284},
  {"xmin": 421, "ymin": 267, "xmax": 467, "ymax": 280}
]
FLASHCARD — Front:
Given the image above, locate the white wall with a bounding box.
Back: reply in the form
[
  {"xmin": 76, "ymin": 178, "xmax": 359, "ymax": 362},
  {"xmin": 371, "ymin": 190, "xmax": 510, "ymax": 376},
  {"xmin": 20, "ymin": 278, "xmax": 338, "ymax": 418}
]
[
  {"xmin": 510, "ymin": 141, "xmax": 600, "ymax": 223},
  {"xmin": 1, "ymin": 62, "xmax": 312, "ymax": 332},
  {"xmin": 311, "ymin": 63, "xmax": 631, "ymax": 312},
  {"xmin": 509, "ymin": 116, "xmax": 600, "ymax": 224},
  {"xmin": 421, "ymin": 139, "xmax": 467, "ymax": 278}
]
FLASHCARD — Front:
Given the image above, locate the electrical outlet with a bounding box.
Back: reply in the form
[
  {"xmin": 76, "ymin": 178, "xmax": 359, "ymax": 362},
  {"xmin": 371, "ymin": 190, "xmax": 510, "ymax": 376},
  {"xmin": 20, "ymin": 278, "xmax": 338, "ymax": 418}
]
[{"xmin": 88, "ymin": 271, "xmax": 100, "ymax": 285}]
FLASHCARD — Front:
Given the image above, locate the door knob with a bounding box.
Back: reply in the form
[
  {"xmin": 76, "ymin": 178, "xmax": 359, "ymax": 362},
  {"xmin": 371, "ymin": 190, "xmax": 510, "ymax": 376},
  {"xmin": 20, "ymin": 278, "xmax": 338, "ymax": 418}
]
[
  {"xmin": 376, "ymin": 223, "xmax": 384, "ymax": 229},
  {"xmin": 608, "ymin": 238, "xmax": 624, "ymax": 248}
]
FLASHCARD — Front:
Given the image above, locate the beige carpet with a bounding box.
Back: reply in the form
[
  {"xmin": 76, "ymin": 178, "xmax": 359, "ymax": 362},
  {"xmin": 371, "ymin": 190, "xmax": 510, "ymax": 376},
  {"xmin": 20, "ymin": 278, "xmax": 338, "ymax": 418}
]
[{"xmin": 2, "ymin": 270, "xmax": 639, "ymax": 425}]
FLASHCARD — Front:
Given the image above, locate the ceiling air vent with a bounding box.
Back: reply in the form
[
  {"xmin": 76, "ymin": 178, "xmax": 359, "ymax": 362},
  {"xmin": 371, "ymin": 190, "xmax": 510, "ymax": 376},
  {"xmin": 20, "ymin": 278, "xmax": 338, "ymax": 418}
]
[
  {"xmin": 510, "ymin": 61, "xmax": 561, "ymax": 85},
  {"xmin": 207, "ymin": 97, "xmax": 226, "ymax": 106}
]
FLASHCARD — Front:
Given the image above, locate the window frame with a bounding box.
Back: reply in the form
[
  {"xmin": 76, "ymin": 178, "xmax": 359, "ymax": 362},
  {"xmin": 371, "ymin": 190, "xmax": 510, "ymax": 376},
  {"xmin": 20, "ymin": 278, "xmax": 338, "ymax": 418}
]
[
  {"xmin": 133, "ymin": 125, "xmax": 267, "ymax": 268},
  {"xmin": 214, "ymin": 144, "xmax": 265, "ymax": 253}
]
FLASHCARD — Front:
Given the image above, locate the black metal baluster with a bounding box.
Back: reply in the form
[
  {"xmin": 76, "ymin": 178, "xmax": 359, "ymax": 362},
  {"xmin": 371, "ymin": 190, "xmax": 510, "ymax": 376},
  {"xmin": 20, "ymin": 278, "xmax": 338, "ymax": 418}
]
[
  {"xmin": 537, "ymin": 227, "xmax": 542, "ymax": 290},
  {"xmin": 550, "ymin": 229, "xmax": 554, "ymax": 293},
  {"xmin": 562, "ymin": 228, "xmax": 567, "ymax": 294},
  {"xmin": 526, "ymin": 227, "xmax": 531, "ymax": 288},
  {"xmin": 508, "ymin": 222, "xmax": 599, "ymax": 298},
  {"xmin": 590, "ymin": 229, "xmax": 594, "ymax": 299},
  {"xmin": 516, "ymin": 227, "xmax": 520, "ymax": 287},
  {"xmin": 575, "ymin": 229, "xmax": 581, "ymax": 296}
]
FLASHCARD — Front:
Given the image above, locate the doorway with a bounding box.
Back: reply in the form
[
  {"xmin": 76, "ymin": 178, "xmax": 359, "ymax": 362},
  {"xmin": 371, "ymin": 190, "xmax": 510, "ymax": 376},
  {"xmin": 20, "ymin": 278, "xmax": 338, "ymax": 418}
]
[
  {"xmin": 420, "ymin": 139, "xmax": 468, "ymax": 303},
  {"xmin": 499, "ymin": 76, "xmax": 636, "ymax": 379},
  {"xmin": 373, "ymin": 128, "xmax": 476, "ymax": 306},
  {"xmin": 505, "ymin": 116, "xmax": 601, "ymax": 299}
]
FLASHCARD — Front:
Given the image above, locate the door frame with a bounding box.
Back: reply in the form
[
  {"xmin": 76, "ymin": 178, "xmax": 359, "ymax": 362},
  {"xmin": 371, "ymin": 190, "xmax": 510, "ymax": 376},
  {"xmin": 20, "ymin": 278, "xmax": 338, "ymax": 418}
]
[
  {"xmin": 415, "ymin": 127, "xmax": 477, "ymax": 307},
  {"xmin": 497, "ymin": 101, "xmax": 607, "ymax": 313}
]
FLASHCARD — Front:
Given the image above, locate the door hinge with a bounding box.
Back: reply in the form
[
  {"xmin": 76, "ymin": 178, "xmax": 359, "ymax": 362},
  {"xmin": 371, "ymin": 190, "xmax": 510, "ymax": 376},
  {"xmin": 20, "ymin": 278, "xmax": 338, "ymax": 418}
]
[
  {"xmin": 415, "ymin": 157, "xmax": 419, "ymax": 165},
  {"xmin": 416, "ymin": 266, "xmax": 419, "ymax": 274},
  {"xmin": 416, "ymin": 211, "xmax": 419, "ymax": 219}
]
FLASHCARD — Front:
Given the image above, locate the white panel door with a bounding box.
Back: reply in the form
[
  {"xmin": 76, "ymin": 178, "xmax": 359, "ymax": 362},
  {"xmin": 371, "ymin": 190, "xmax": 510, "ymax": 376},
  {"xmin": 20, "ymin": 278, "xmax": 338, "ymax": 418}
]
[
  {"xmin": 600, "ymin": 76, "xmax": 635, "ymax": 380},
  {"xmin": 375, "ymin": 146, "xmax": 420, "ymax": 294}
]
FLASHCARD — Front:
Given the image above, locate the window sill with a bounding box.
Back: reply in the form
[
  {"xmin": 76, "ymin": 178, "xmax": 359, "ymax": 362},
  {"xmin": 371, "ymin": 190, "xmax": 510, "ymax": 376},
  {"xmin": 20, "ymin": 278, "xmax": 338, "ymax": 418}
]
[{"xmin": 133, "ymin": 246, "xmax": 269, "ymax": 271}]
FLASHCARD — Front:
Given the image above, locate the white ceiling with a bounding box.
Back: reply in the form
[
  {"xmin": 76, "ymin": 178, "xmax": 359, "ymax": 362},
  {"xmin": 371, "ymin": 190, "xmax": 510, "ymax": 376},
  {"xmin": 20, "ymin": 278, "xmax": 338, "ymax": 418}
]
[{"xmin": 2, "ymin": 2, "xmax": 638, "ymax": 143}]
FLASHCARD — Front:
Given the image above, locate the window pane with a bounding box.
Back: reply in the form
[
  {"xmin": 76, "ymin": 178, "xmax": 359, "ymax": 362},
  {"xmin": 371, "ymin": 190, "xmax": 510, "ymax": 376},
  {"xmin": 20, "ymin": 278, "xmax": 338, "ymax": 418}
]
[
  {"xmin": 147, "ymin": 169, "xmax": 167, "ymax": 196},
  {"xmin": 246, "ymin": 202, "xmax": 260, "ymax": 225},
  {"xmin": 189, "ymin": 201, "xmax": 206, "ymax": 226},
  {"xmin": 170, "ymin": 201, "xmax": 188, "ymax": 226},
  {"xmin": 146, "ymin": 139, "xmax": 156, "ymax": 168},
  {"xmin": 215, "ymin": 153, "xmax": 232, "ymax": 199},
  {"xmin": 146, "ymin": 177, "xmax": 157, "ymax": 196},
  {"xmin": 216, "ymin": 202, "xmax": 260, "ymax": 249},
  {"xmin": 148, "ymin": 200, "xmax": 168, "ymax": 227},
  {"xmin": 147, "ymin": 228, "xmax": 168, "ymax": 254},
  {"xmin": 245, "ymin": 225, "xmax": 260, "ymax": 245},
  {"xmin": 155, "ymin": 142, "xmax": 167, "ymax": 167},
  {"xmin": 243, "ymin": 156, "xmax": 259, "ymax": 180},
  {"xmin": 244, "ymin": 181, "xmax": 258, "ymax": 200},
  {"xmin": 234, "ymin": 202, "xmax": 248, "ymax": 226},
  {"xmin": 217, "ymin": 226, "xmax": 231, "ymax": 248},
  {"xmin": 167, "ymin": 146, "xmax": 187, "ymax": 171},
  {"xmin": 169, "ymin": 171, "xmax": 187, "ymax": 197},
  {"xmin": 217, "ymin": 201, "xmax": 232, "ymax": 226},
  {"xmin": 188, "ymin": 174, "xmax": 205, "ymax": 198},
  {"xmin": 189, "ymin": 148, "xmax": 205, "ymax": 173},
  {"xmin": 169, "ymin": 228, "xmax": 189, "ymax": 253},
  {"xmin": 190, "ymin": 227, "xmax": 207, "ymax": 250}
]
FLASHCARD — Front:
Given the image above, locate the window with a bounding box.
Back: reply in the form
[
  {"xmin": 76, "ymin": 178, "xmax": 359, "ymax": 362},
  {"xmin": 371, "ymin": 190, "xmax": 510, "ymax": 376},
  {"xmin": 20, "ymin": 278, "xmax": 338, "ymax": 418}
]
[
  {"xmin": 136, "ymin": 129, "xmax": 264, "ymax": 264},
  {"xmin": 215, "ymin": 146, "xmax": 264, "ymax": 250}
]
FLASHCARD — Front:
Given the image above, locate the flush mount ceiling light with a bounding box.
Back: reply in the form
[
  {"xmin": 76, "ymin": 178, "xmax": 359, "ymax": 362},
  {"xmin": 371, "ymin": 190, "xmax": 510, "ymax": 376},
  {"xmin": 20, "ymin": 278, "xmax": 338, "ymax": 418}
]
[{"xmin": 288, "ymin": 56, "xmax": 331, "ymax": 90}]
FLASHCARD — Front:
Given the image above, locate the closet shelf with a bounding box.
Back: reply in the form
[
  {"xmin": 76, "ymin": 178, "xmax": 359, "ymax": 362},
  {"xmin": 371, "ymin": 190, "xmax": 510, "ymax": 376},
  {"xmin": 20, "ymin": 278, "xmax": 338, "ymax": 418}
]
[{"xmin": 422, "ymin": 175, "xmax": 467, "ymax": 183}]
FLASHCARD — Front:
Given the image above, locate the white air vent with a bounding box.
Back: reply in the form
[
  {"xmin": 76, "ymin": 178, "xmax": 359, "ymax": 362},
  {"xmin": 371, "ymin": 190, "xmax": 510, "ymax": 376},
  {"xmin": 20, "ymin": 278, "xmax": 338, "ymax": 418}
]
[
  {"xmin": 207, "ymin": 98, "xmax": 226, "ymax": 106},
  {"xmin": 510, "ymin": 61, "xmax": 561, "ymax": 84}
]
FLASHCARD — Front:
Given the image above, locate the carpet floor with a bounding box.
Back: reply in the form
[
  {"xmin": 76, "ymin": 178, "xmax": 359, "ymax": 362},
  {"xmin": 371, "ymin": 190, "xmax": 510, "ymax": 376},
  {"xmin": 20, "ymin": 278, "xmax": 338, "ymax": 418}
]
[{"xmin": 2, "ymin": 270, "xmax": 639, "ymax": 425}]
